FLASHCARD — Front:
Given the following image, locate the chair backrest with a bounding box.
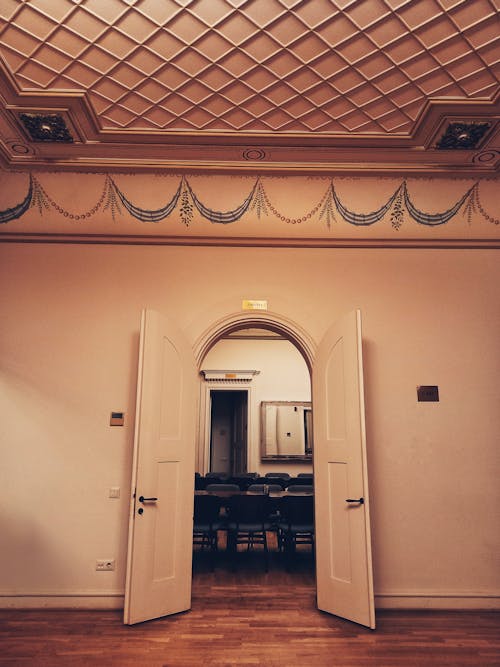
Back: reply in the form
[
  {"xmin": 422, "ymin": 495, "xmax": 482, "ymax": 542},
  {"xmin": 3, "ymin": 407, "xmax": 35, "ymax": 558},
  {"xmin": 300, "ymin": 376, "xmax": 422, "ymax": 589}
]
[
  {"xmin": 254, "ymin": 477, "xmax": 287, "ymax": 488},
  {"xmin": 280, "ymin": 494, "xmax": 314, "ymax": 527},
  {"xmin": 286, "ymin": 476, "xmax": 314, "ymax": 486},
  {"xmin": 195, "ymin": 476, "xmax": 207, "ymax": 490},
  {"xmin": 297, "ymin": 473, "xmax": 313, "ymax": 479},
  {"xmin": 205, "ymin": 472, "xmax": 230, "ymax": 481},
  {"xmin": 228, "ymin": 493, "xmax": 271, "ymax": 524},
  {"xmin": 247, "ymin": 483, "xmax": 283, "ymax": 494},
  {"xmin": 264, "ymin": 472, "xmax": 291, "ymax": 480},
  {"xmin": 286, "ymin": 484, "xmax": 314, "ymax": 494},
  {"xmin": 205, "ymin": 483, "xmax": 240, "ymax": 493},
  {"xmin": 229, "ymin": 476, "xmax": 256, "ymax": 490},
  {"xmin": 193, "ymin": 494, "xmax": 221, "ymax": 524}
]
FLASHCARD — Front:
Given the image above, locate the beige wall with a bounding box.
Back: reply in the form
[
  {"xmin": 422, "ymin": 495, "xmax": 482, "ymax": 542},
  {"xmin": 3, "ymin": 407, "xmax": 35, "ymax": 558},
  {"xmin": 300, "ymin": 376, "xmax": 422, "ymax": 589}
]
[{"xmin": 1, "ymin": 242, "xmax": 499, "ymax": 609}]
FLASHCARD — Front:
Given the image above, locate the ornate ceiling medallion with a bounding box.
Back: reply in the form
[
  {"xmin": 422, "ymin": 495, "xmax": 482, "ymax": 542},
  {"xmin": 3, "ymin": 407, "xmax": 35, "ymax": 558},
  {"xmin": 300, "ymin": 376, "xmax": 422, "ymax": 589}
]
[
  {"xmin": 435, "ymin": 122, "xmax": 491, "ymax": 150},
  {"xmin": 18, "ymin": 113, "xmax": 74, "ymax": 143}
]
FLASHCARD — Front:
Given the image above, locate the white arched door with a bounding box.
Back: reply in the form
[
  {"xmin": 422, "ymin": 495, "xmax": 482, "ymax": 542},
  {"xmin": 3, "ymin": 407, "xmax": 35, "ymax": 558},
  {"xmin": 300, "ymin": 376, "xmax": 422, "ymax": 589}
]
[
  {"xmin": 313, "ymin": 309, "xmax": 375, "ymax": 628},
  {"xmin": 124, "ymin": 310, "xmax": 198, "ymax": 625}
]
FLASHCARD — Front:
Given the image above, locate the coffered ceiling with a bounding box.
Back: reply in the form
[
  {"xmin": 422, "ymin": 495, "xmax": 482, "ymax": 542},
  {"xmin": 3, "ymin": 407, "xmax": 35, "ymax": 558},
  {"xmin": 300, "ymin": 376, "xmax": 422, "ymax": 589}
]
[{"xmin": 0, "ymin": 0, "xmax": 498, "ymax": 174}]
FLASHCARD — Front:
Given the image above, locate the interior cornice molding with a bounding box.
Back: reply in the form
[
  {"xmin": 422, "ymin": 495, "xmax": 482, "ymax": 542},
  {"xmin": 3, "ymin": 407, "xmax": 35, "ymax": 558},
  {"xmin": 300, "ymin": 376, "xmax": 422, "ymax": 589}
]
[
  {"xmin": 0, "ymin": 152, "xmax": 498, "ymax": 176},
  {"xmin": 1, "ymin": 233, "xmax": 498, "ymax": 250},
  {"xmin": 1, "ymin": 62, "xmax": 498, "ymax": 144},
  {"xmin": 1, "ymin": 62, "xmax": 498, "ymax": 175}
]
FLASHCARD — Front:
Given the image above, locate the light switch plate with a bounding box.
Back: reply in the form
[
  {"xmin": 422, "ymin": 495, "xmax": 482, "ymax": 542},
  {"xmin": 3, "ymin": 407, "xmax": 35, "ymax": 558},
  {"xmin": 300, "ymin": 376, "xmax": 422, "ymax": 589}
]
[
  {"xmin": 110, "ymin": 412, "xmax": 124, "ymax": 426},
  {"xmin": 417, "ymin": 386, "xmax": 439, "ymax": 402}
]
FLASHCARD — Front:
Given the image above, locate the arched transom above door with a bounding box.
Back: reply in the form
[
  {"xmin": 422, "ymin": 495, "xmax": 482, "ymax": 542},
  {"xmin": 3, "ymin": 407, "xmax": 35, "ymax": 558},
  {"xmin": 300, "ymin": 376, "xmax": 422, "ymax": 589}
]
[{"xmin": 194, "ymin": 310, "xmax": 316, "ymax": 372}]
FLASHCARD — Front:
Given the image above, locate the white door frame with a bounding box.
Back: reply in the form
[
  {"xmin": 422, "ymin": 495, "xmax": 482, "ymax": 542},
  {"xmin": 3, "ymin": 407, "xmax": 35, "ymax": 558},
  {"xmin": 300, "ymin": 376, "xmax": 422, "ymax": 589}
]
[
  {"xmin": 193, "ymin": 311, "xmax": 316, "ymax": 372},
  {"xmin": 199, "ymin": 385, "xmax": 251, "ymax": 474}
]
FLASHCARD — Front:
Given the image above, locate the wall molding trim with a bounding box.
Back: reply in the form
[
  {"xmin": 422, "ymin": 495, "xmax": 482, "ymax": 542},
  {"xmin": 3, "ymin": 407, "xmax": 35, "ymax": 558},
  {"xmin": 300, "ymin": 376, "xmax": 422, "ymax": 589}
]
[
  {"xmin": 1, "ymin": 233, "xmax": 499, "ymax": 249},
  {"xmin": 0, "ymin": 591, "xmax": 124, "ymax": 610},
  {"xmin": 375, "ymin": 592, "xmax": 500, "ymax": 610}
]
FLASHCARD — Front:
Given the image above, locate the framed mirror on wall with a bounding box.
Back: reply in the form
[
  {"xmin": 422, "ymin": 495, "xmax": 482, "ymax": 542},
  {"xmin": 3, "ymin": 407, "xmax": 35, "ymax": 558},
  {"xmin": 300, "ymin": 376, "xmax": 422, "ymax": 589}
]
[{"xmin": 261, "ymin": 401, "xmax": 312, "ymax": 462}]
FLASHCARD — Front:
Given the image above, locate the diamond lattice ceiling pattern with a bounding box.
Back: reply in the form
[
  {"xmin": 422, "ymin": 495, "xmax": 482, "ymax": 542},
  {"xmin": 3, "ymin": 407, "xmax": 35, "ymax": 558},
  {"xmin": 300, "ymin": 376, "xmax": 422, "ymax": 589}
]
[{"xmin": 0, "ymin": 0, "xmax": 498, "ymax": 172}]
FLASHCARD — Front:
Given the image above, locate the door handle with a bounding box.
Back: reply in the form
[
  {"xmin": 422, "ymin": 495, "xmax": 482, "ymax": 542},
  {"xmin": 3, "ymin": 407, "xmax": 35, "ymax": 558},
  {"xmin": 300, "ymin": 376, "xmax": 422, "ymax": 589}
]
[
  {"xmin": 139, "ymin": 496, "xmax": 158, "ymax": 503},
  {"xmin": 345, "ymin": 497, "xmax": 364, "ymax": 504}
]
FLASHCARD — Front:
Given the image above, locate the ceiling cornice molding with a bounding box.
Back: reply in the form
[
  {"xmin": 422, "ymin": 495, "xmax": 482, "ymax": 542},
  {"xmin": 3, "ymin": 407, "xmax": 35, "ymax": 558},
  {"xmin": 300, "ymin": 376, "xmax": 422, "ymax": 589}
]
[
  {"xmin": 0, "ymin": 155, "xmax": 498, "ymax": 177},
  {"xmin": 0, "ymin": 60, "xmax": 498, "ymax": 175},
  {"xmin": 2, "ymin": 59, "xmax": 498, "ymax": 146}
]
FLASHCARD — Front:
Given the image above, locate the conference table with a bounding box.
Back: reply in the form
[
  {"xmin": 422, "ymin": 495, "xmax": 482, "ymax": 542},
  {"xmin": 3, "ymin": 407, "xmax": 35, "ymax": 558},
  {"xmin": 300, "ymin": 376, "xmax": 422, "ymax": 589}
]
[
  {"xmin": 195, "ymin": 489, "xmax": 313, "ymax": 498},
  {"xmin": 195, "ymin": 488, "xmax": 313, "ymax": 516},
  {"xmin": 194, "ymin": 488, "xmax": 314, "ymax": 565}
]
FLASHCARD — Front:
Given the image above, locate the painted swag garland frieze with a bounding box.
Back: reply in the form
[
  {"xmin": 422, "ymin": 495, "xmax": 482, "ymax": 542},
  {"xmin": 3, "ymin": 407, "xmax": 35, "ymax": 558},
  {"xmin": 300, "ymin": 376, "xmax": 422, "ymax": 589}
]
[{"xmin": 1, "ymin": 175, "xmax": 498, "ymax": 229}]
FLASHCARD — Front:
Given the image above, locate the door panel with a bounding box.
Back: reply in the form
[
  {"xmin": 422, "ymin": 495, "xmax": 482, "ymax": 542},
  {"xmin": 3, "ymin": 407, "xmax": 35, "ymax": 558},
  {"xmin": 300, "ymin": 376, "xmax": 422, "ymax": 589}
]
[
  {"xmin": 313, "ymin": 310, "xmax": 375, "ymax": 629},
  {"xmin": 210, "ymin": 392, "xmax": 232, "ymax": 474},
  {"xmin": 329, "ymin": 462, "xmax": 351, "ymax": 583},
  {"xmin": 124, "ymin": 310, "xmax": 198, "ymax": 625},
  {"xmin": 232, "ymin": 392, "xmax": 248, "ymax": 473}
]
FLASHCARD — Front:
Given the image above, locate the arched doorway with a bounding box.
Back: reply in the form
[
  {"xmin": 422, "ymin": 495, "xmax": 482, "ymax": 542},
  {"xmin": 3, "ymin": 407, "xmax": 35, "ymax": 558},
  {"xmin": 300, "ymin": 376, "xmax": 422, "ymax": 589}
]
[
  {"xmin": 198, "ymin": 324, "xmax": 312, "ymax": 476},
  {"xmin": 195, "ymin": 322, "xmax": 314, "ymax": 577},
  {"xmin": 124, "ymin": 308, "xmax": 374, "ymax": 628},
  {"xmin": 194, "ymin": 311, "xmax": 315, "ymax": 482},
  {"xmin": 193, "ymin": 310, "xmax": 316, "ymax": 371}
]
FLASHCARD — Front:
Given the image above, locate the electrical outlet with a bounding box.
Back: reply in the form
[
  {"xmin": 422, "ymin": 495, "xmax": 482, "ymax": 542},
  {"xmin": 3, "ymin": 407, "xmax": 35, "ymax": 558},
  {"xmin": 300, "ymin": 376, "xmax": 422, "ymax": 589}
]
[{"xmin": 96, "ymin": 559, "xmax": 115, "ymax": 571}]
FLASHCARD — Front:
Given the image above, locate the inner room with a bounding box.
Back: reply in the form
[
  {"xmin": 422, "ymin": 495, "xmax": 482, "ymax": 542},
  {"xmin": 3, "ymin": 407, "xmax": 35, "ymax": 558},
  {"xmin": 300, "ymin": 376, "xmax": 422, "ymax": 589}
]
[{"xmin": 193, "ymin": 327, "xmax": 315, "ymax": 577}]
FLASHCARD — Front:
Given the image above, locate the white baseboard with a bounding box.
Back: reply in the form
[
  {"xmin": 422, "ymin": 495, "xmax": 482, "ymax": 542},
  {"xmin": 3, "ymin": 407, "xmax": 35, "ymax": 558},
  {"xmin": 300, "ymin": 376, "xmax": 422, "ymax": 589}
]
[
  {"xmin": 375, "ymin": 591, "xmax": 500, "ymax": 610},
  {"xmin": 0, "ymin": 591, "xmax": 124, "ymax": 609}
]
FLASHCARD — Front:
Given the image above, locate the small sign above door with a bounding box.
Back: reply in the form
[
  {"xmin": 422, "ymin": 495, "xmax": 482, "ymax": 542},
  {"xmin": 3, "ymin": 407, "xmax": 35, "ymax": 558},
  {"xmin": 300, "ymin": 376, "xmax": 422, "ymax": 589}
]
[{"xmin": 242, "ymin": 299, "xmax": 268, "ymax": 310}]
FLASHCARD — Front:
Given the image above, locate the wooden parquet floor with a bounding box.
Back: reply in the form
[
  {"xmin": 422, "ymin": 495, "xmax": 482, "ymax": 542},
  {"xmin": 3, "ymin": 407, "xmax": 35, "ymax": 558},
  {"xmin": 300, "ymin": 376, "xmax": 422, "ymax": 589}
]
[{"xmin": 1, "ymin": 549, "xmax": 498, "ymax": 667}]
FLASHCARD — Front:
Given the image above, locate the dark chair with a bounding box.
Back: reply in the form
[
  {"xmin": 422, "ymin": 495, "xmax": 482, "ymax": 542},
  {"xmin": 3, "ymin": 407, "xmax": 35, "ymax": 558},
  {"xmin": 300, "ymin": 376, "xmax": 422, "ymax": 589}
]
[
  {"xmin": 286, "ymin": 484, "xmax": 314, "ymax": 493},
  {"xmin": 193, "ymin": 494, "xmax": 224, "ymax": 570},
  {"xmin": 247, "ymin": 483, "xmax": 283, "ymax": 494},
  {"xmin": 278, "ymin": 494, "xmax": 315, "ymax": 568},
  {"xmin": 297, "ymin": 473, "xmax": 313, "ymax": 479},
  {"xmin": 286, "ymin": 476, "xmax": 314, "ymax": 487},
  {"xmin": 264, "ymin": 472, "xmax": 291, "ymax": 480},
  {"xmin": 195, "ymin": 474, "xmax": 207, "ymax": 490},
  {"xmin": 205, "ymin": 472, "xmax": 231, "ymax": 482},
  {"xmin": 227, "ymin": 494, "xmax": 273, "ymax": 571},
  {"xmin": 229, "ymin": 474, "xmax": 258, "ymax": 490},
  {"xmin": 253, "ymin": 476, "xmax": 287, "ymax": 489},
  {"xmin": 205, "ymin": 483, "xmax": 240, "ymax": 493},
  {"xmin": 247, "ymin": 484, "xmax": 283, "ymax": 540}
]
